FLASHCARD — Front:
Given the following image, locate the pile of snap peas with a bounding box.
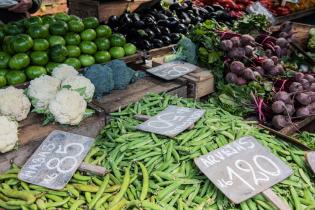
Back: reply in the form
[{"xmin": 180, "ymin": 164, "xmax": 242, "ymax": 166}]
[
  {"xmin": 293, "ymin": 131, "xmax": 315, "ymax": 150},
  {"xmin": 0, "ymin": 93, "xmax": 314, "ymax": 210}
]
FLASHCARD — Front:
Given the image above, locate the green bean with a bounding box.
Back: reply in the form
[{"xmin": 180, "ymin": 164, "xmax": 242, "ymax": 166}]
[
  {"xmin": 290, "ymin": 186, "xmax": 302, "ymax": 210},
  {"xmin": 138, "ymin": 162, "xmax": 149, "ymax": 201},
  {"xmin": 85, "ymin": 192, "xmax": 92, "ymax": 203},
  {"xmin": 109, "ymin": 166, "xmax": 130, "ymax": 207},
  {"xmin": 95, "ymin": 193, "xmax": 111, "ymax": 210},
  {"xmin": 70, "ymin": 199, "xmax": 85, "ymax": 210},
  {"xmin": 0, "ymin": 188, "xmax": 35, "ymax": 204},
  {"xmin": 73, "ymin": 184, "xmax": 99, "ymax": 192},
  {"xmin": 89, "ymin": 175, "xmax": 110, "ymax": 209}
]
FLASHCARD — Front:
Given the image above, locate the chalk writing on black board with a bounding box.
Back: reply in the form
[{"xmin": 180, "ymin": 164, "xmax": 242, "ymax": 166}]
[
  {"xmin": 194, "ymin": 136, "xmax": 292, "ymax": 203},
  {"xmin": 19, "ymin": 130, "xmax": 94, "ymax": 190},
  {"xmin": 136, "ymin": 105, "xmax": 205, "ymax": 137}
]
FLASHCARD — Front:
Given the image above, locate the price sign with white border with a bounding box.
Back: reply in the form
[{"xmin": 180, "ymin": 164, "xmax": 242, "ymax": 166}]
[
  {"xmin": 136, "ymin": 105, "xmax": 205, "ymax": 137},
  {"xmin": 147, "ymin": 60, "xmax": 198, "ymax": 80},
  {"xmin": 18, "ymin": 130, "xmax": 94, "ymax": 190},
  {"xmin": 194, "ymin": 136, "xmax": 292, "ymax": 204}
]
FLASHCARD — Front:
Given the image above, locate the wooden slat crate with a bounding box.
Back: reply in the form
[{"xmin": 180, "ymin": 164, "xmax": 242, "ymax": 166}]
[
  {"xmin": 275, "ymin": 7, "xmax": 315, "ymax": 24},
  {"xmin": 32, "ymin": 0, "xmax": 68, "ymax": 16},
  {"xmin": 68, "ymin": 0, "xmax": 151, "ymax": 22}
]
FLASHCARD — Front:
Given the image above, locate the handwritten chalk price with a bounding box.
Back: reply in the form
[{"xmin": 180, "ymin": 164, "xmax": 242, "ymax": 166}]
[
  {"xmin": 194, "ymin": 136, "xmax": 292, "ymax": 204},
  {"xmin": 147, "ymin": 61, "xmax": 198, "ymax": 80},
  {"xmin": 18, "ymin": 130, "xmax": 94, "ymax": 190},
  {"xmin": 136, "ymin": 105, "xmax": 205, "ymax": 137}
]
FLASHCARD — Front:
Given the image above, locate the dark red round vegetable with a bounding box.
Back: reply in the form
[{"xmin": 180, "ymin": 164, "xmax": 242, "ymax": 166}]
[
  {"xmin": 272, "ymin": 115, "xmax": 290, "ymax": 129},
  {"xmin": 240, "ymin": 34, "xmax": 255, "ymax": 46},
  {"xmin": 220, "ymin": 40, "xmax": 233, "ymax": 51},
  {"xmin": 272, "ymin": 101, "xmax": 285, "ymax": 114},
  {"xmin": 294, "ymin": 72, "xmax": 304, "ymax": 82},
  {"xmin": 230, "ymin": 36, "xmax": 241, "ymax": 48},
  {"xmin": 243, "ymin": 68, "xmax": 255, "ymax": 81},
  {"xmin": 225, "ymin": 72, "xmax": 238, "ymax": 84},
  {"xmin": 274, "ymin": 91, "xmax": 290, "ymax": 103},
  {"xmin": 230, "ymin": 61, "xmax": 245, "ymax": 76},
  {"xmin": 296, "ymin": 107, "xmax": 310, "ymax": 117},
  {"xmin": 296, "ymin": 93, "xmax": 311, "ymax": 105},
  {"xmin": 289, "ymin": 82, "xmax": 303, "ymax": 93}
]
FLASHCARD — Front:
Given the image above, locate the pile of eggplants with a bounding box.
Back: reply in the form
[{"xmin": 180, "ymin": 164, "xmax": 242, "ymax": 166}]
[{"xmin": 106, "ymin": 1, "xmax": 234, "ymax": 50}]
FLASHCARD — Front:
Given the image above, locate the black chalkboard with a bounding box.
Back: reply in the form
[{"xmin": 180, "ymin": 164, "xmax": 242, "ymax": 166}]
[
  {"xmin": 18, "ymin": 130, "xmax": 94, "ymax": 190},
  {"xmin": 136, "ymin": 105, "xmax": 205, "ymax": 137},
  {"xmin": 147, "ymin": 61, "xmax": 198, "ymax": 80},
  {"xmin": 194, "ymin": 136, "xmax": 293, "ymax": 204}
]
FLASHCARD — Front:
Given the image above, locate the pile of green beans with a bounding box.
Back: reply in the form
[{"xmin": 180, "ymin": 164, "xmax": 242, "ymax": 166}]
[
  {"xmin": 293, "ymin": 131, "xmax": 315, "ymax": 150},
  {"xmin": 0, "ymin": 93, "xmax": 314, "ymax": 209}
]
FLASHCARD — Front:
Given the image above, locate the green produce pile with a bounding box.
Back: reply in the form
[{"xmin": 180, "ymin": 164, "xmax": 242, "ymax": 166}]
[
  {"xmin": 0, "ymin": 13, "xmax": 137, "ymax": 87},
  {"xmin": 1, "ymin": 94, "xmax": 315, "ymax": 209},
  {"xmin": 293, "ymin": 131, "xmax": 315, "ymax": 150}
]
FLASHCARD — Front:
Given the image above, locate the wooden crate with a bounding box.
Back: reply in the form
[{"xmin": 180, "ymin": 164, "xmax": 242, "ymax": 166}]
[
  {"xmin": 148, "ymin": 46, "xmax": 215, "ymax": 99},
  {"xmin": 68, "ymin": 0, "xmax": 151, "ymax": 21},
  {"xmin": 275, "ymin": 7, "xmax": 315, "ymax": 24},
  {"xmin": 279, "ymin": 116, "xmax": 315, "ymax": 135},
  {"xmin": 0, "ymin": 105, "xmax": 106, "ymax": 174},
  {"xmin": 92, "ymin": 76, "xmax": 188, "ymax": 113},
  {"xmin": 32, "ymin": 0, "xmax": 68, "ymax": 16}
]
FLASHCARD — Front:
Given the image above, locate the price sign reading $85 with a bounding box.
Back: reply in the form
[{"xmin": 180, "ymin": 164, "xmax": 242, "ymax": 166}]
[
  {"xmin": 147, "ymin": 61, "xmax": 198, "ymax": 80},
  {"xmin": 194, "ymin": 136, "xmax": 293, "ymax": 203},
  {"xmin": 18, "ymin": 130, "xmax": 94, "ymax": 190}
]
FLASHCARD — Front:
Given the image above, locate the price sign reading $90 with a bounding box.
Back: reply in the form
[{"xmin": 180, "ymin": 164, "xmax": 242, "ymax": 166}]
[
  {"xmin": 194, "ymin": 136, "xmax": 293, "ymax": 203},
  {"xmin": 147, "ymin": 61, "xmax": 198, "ymax": 80},
  {"xmin": 18, "ymin": 130, "xmax": 94, "ymax": 190}
]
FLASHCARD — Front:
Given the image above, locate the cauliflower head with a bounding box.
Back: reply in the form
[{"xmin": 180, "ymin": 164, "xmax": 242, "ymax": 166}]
[
  {"xmin": 49, "ymin": 89, "xmax": 87, "ymax": 125},
  {"xmin": 27, "ymin": 75, "xmax": 61, "ymax": 111},
  {"xmin": 0, "ymin": 86, "xmax": 31, "ymax": 121},
  {"xmin": 0, "ymin": 116, "xmax": 18, "ymax": 153},
  {"xmin": 52, "ymin": 64, "xmax": 79, "ymax": 81},
  {"xmin": 61, "ymin": 75, "xmax": 95, "ymax": 102}
]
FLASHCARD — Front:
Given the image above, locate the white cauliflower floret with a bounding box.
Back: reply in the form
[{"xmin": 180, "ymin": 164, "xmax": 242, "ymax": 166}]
[
  {"xmin": 49, "ymin": 89, "xmax": 87, "ymax": 125},
  {"xmin": 61, "ymin": 75, "xmax": 95, "ymax": 102},
  {"xmin": 0, "ymin": 86, "xmax": 31, "ymax": 121},
  {"xmin": 27, "ymin": 75, "xmax": 61, "ymax": 111},
  {"xmin": 52, "ymin": 64, "xmax": 78, "ymax": 81},
  {"xmin": 0, "ymin": 116, "xmax": 18, "ymax": 153}
]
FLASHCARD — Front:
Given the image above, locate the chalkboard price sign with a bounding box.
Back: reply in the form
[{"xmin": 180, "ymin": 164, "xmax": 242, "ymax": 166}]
[
  {"xmin": 147, "ymin": 61, "xmax": 198, "ymax": 80},
  {"xmin": 18, "ymin": 130, "xmax": 94, "ymax": 190},
  {"xmin": 194, "ymin": 136, "xmax": 292, "ymax": 203},
  {"xmin": 136, "ymin": 105, "xmax": 205, "ymax": 137}
]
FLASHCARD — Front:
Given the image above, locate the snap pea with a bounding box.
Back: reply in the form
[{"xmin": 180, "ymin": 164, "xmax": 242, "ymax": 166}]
[
  {"xmin": 138, "ymin": 162, "xmax": 149, "ymax": 201},
  {"xmin": 73, "ymin": 184, "xmax": 99, "ymax": 192},
  {"xmin": 70, "ymin": 199, "xmax": 85, "ymax": 210},
  {"xmin": 109, "ymin": 166, "xmax": 130, "ymax": 207},
  {"xmin": 89, "ymin": 174, "xmax": 110, "ymax": 209}
]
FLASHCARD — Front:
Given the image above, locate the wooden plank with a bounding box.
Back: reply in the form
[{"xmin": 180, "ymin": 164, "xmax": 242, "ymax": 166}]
[
  {"xmin": 280, "ymin": 116, "xmax": 315, "ymax": 135},
  {"xmin": 259, "ymin": 124, "xmax": 311, "ymax": 150},
  {"xmin": 92, "ymin": 76, "xmax": 185, "ymax": 113},
  {"xmin": 262, "ymin": 189, "xmax": 291, "ymax": 210},
  {"xmin": 275, "ymin": 7, "xmax": 315, "ymax": 24},
  {"xmin": 0, "ymin": 114, "xmax": 105, "ymax": 174},
  {"xmin": 19, "ymin": 113, "xmax": 105, "ymax": 146}
]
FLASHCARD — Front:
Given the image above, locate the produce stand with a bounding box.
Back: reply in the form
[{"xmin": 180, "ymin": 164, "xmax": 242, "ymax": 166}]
[{"xmin": 68, "ymin": 0, "xmax": 152, "ymax": 21}]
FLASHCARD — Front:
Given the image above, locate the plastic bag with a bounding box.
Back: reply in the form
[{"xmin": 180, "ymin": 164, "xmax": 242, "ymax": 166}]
[{"xmin": 0, "ymin": 0, "xmax": 18, "ymax": 8}]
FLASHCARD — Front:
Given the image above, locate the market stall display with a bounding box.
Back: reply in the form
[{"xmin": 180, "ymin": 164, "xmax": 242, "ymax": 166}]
[{"xmin": 1, "ymin": 0, "xmax": 315, "ymax": 209}]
